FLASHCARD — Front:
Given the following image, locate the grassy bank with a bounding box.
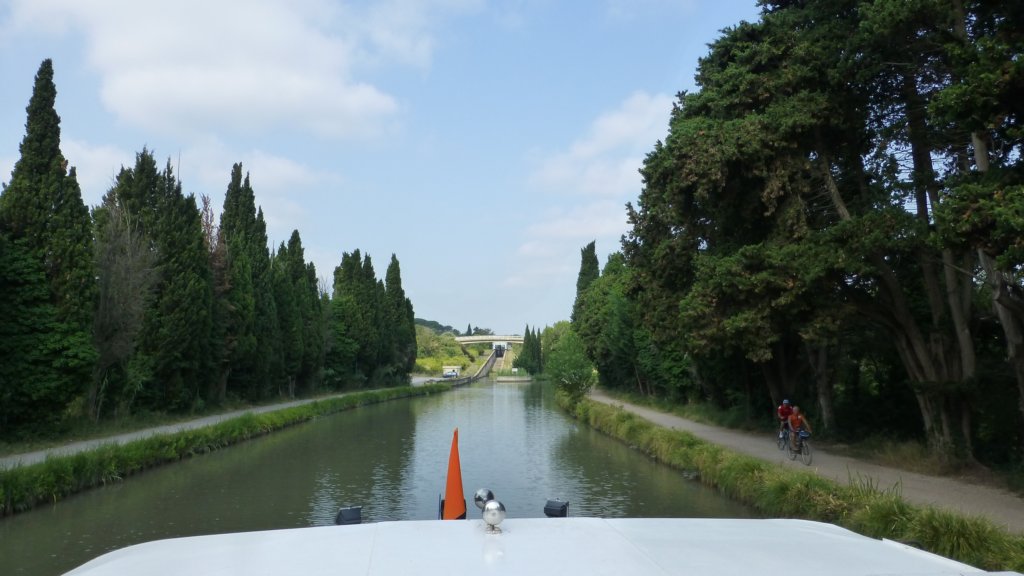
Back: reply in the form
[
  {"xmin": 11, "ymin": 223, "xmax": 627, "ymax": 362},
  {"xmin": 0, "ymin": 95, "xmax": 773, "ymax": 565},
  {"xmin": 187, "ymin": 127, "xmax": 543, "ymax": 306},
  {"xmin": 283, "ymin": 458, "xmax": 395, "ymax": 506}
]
[
  {"xmin": 0, "ymin": 384, "xmax": 450, "ymax": 517},
  {"xmin": 602, "ymin": 389, "xmax": 1024, "ymax": 494},
  {"xmin": 561, "ymin": 394, "xmax": 1024, "ymax": 572}
]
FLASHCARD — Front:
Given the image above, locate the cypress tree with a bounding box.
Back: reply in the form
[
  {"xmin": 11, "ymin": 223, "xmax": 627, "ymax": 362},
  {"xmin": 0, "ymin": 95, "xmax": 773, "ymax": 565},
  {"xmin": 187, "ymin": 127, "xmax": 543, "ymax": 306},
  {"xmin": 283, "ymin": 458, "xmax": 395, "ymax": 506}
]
[
  {"xmin": 218, "ymin": 165, "xmax": 281, "ymax": 400},
  {"xmin": 145, "ymin": 162, "xmax": 213, "ymax": 410},
  {"xmin": 273, "ymin": 240, "xmax": 302, "ymax": 396},
  {"xmin": 0, "ymin": 59, "xmax": 96, "ymax": 431},
  {"xmin": 514, "ymin": 325, "xmax": 544, "ymax": 376},
  {"xmin": 328, "ymin": 250, "xmax": 369, "ymax": 387},
  {"xmin": 251, "ymin": 207, "xmax": 279, "ymax": 398},
  {"xmin": 0, "ymin": 234, "xmax": 67, "ymax": 435},
  {"xmin": 385, "ymin": 254, "xmax": 417, "ymax": 375},
  {"xmin": 327, "ymin": 250, "xmax": 408, "ymax": 386},
  {"xmin": 295, "ymin": 242, "xmax": 324, "ymax": 392},
  {"xmin": 571, "ymin": 240, "xmax": 599, "ymax": 326}
]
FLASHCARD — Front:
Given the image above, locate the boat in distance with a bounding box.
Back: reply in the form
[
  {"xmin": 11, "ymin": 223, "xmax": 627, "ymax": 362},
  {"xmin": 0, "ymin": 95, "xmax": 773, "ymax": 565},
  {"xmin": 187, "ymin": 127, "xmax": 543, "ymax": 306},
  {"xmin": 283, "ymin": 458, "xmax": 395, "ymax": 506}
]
[{"xmin": 64, "ymin": 516, "xmax": 1016, "ymax": 576}]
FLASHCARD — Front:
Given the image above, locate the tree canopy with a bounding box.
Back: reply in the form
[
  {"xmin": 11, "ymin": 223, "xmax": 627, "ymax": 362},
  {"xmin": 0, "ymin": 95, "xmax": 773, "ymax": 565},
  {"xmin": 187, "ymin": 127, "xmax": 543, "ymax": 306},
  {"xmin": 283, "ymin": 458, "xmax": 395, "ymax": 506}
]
[
  {"xmin": 0, "ymin": 60, "xmax": 419, "ymax": 438},
  {"xmin": 572, "ymin": 0, "xmax": 1024, "ymax": 465}
]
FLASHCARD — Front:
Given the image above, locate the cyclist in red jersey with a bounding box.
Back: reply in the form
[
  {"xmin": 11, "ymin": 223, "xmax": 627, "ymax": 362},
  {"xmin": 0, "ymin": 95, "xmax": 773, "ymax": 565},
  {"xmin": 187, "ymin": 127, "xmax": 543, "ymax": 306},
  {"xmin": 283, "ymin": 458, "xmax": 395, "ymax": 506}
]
[{"xmin": 776, "ymin": 399, "xmax": 793, "ymax": 437}]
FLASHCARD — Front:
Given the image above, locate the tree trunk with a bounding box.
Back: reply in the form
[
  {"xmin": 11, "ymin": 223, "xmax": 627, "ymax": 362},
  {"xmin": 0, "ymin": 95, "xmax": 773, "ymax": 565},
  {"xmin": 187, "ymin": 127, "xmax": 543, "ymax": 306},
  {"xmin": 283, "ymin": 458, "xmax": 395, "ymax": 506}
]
[
  {"xmin": 806, "ymin": 343, "xmax": 836, "ymax": 431},
  {"xmin": 819, "ymin": 132, "xmax": 973, "ymax": 458},
  {"xmin": 980, "ymin": 251, "xmax": 1024, "ymax": 456},
  {"xmin": 952, "ymin": 0, "xmax": 1024, "ymax": 453}
]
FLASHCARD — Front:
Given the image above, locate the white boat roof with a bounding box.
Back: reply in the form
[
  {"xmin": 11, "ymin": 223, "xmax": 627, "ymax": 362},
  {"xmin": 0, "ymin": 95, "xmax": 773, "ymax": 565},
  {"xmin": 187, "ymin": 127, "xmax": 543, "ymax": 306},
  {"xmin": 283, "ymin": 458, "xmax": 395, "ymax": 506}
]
[{"xmin": 65, "ymin": 517, "xmax": 1010, "ymax": 576}]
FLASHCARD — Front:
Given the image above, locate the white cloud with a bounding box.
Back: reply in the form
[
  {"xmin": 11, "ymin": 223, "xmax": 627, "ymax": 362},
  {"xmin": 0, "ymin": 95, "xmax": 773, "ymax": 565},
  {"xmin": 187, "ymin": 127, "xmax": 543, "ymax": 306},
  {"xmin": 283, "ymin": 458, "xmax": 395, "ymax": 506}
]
[
  {"xmin": 61, "ymin": 138, "xmax": 134, "ymax": 206},
  {"xmin": 2, "ymin": 0, "xmax": 479, "ymax": 140},
  {"xmin": 532, "ymin": 91, "xmax": 672, "ymax": 198},
  {"xmin": 244, "ymin": 150, "xmax": 342, "ymax": 243},
  {"xmin": 512, "ymin": 92, "xmax": 670, "ymax": 293},
  {"xmin": 165, "ymin": 138, "xmax": 342, "ymax": 246},
  {"xmin": 525, "ymin": 201, "xmax": 629, "ymax": 241},
  {"xmin": 2, "ymin": 139, "xmax": 133, "ymax": 208}
]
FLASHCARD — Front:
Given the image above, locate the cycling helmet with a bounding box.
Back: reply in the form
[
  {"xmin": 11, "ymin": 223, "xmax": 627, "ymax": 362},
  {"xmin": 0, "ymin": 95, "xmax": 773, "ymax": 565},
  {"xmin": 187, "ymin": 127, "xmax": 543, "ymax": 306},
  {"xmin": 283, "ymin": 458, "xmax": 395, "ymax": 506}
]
[{"xmin": 782, "ymin": 399, "xmax": 790, "ymax": 405}]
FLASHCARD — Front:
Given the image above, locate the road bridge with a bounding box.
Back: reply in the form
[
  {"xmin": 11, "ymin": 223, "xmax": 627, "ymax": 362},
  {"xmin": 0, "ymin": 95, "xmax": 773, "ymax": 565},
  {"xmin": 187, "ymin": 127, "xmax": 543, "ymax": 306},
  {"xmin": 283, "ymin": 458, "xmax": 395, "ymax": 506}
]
[{"xmin": 454, "ymin": 334, "xmax": 523, "ymax": 345}]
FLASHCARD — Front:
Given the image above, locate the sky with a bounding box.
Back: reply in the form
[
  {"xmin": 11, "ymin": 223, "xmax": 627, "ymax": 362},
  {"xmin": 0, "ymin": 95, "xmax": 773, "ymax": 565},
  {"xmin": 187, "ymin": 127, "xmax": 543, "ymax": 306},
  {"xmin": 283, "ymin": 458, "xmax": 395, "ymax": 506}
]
[{"xmin": 0, "ymin": 0, "xmax": 761, "ymax": 335}]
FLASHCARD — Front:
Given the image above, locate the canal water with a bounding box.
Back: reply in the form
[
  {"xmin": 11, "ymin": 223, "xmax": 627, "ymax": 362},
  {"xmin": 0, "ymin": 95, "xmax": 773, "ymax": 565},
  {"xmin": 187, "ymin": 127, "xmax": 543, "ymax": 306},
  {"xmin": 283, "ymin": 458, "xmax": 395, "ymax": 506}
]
[{"xmin": 0, "ymin": 380, "xmax": 754, "ymax": 575}]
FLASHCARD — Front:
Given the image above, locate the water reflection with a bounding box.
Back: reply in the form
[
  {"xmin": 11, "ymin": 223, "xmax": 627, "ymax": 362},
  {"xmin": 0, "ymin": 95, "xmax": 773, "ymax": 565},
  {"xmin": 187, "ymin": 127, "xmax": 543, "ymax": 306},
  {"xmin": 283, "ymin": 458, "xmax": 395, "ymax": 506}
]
[{"xmin": 0, "ymin": 380, "xmax": 753, "ymax": 575}]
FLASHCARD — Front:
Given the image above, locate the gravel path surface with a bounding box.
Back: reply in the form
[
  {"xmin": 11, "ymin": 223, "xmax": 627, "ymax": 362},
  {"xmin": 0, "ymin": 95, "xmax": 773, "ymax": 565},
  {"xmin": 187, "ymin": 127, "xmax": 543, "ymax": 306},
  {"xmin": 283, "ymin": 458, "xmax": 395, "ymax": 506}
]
[
  {"xmin": 0, "ymin": 395, "xmax": 348, "ymax": 470},
  {"xmin": 0, "ymin": 378, "xmax": 449, "ymax": 471},
  {"xmin": 589, "ymin": 389, "xmax": 1024, "ymax": 534}
]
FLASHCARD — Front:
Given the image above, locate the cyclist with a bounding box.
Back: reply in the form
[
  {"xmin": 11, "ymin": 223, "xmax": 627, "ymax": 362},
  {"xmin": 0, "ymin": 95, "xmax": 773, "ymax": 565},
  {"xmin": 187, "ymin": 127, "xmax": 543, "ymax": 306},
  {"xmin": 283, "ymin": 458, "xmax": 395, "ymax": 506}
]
[
  {"xmin": 787, "ymin": 406, "xmax": 812, "ymax": 450},
  {"xmin": 776, "ymin": 399, "xmax": 793, "ymax": 438}
]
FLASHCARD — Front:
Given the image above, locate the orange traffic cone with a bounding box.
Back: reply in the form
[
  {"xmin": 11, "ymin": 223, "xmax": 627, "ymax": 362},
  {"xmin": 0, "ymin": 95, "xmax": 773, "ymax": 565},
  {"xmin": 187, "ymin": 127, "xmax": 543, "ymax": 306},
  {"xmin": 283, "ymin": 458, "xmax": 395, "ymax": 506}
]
[{"xmin": 442, "ymin": 428, "xmax": 466, "ymax": 520}]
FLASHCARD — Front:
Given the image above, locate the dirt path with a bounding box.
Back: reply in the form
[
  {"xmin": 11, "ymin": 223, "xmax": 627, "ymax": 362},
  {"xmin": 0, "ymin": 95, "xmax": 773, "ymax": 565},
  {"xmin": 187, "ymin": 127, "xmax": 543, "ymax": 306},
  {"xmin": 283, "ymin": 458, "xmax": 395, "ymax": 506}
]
[
  {"xmin": 0, "ymin": 379, "xmax": 455, "ymax": 471},
  {"xmin": 0, "ymin": 395, "xmax": 353, "ymax": 470},
  {"xmin": 589, "ymin": 389, "xmax": 1024, "ymax": 534}
]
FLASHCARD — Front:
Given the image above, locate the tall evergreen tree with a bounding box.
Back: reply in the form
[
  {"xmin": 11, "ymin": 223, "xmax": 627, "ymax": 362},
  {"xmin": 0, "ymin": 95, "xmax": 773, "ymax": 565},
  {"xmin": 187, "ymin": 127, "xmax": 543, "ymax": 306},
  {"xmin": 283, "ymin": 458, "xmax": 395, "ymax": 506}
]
[
  {"xmin": 514, "ymin": 325, "xmax": 544, "ymax": 375},
  {"xmin": 385, "ymin": 254, "xmax": 417, "ymax": 374},
  {"xmin": 298, "ymin": 260, "xmax": 324, "ymax": 391},
  {"xmin": 273, "ymin": 240, "xmax": 302, "ymax": 396},
  {"xmin": 92, "ymin": 151, "xmax": 214, "ymax": 413},
  {"xmin": 217, "ymin": 164, "xmax": 281, "ymax": 400},
  {"xmin": 0, "ymin": 234, "xmax": 67, "ymax": 436},
  {"xmin": 0, "ymin": 59, "xmax": 96, "ymax": 432},
  {"xmin": 271, "ymin": 230, "xmax": 322, "ymax": 396},
  {"xmin": 143, "ymin": 161, "xmax": 214, "ymax": 410},
  {"xmin": 328, "ymin": 250, "xmax": 372, "ymax": 387},
  {"xmin": 571, "ymin": 240, "xmax": 600, "ymax": 326},
  {"xmin": 251, "ymin": 207, "xmax": 280, "ymax": 398},
  {"xmin": 201, "ymin": 194, "xmax": 231, "ymax": 405}
]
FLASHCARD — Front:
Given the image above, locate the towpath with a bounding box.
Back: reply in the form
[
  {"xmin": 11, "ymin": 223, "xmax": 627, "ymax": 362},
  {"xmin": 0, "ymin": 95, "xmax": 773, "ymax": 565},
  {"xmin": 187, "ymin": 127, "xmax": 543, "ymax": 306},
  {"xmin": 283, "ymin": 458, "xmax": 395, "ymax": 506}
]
[
  {"xmin": 0, "ymin": 377, "xmax": 437, "ymax": 470},
  {"xmin": 589, "ymin": 389, "xmax": 1024, "ymax": 534}
]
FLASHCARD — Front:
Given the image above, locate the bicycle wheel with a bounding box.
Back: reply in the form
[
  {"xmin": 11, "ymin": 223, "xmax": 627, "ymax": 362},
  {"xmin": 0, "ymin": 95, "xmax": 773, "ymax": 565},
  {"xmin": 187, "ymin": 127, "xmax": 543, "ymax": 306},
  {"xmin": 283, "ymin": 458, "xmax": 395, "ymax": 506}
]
[
  {"xmin": 800, "ymin": 441, "xmax": 813, "ymax": 465},
  {"xmin": 777, "ymin": 430, "xmax": 787, "ymax": 450},
  {"xmin": 788, "ymin": 443, "xmax": 797, "ymax": 460}
]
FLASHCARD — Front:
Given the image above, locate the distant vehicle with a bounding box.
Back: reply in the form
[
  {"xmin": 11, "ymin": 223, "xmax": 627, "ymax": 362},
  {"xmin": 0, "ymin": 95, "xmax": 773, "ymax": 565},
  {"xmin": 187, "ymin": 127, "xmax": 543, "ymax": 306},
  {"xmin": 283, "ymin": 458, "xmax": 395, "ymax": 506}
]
[{"xmin": 443, "ymin": 369, "xmax": 459, "ymax": 379}]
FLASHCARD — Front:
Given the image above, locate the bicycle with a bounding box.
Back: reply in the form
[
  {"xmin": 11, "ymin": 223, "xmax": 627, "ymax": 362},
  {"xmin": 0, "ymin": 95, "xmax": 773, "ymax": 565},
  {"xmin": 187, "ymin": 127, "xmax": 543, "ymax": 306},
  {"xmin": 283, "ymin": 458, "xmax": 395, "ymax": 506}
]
[
  {"xmin": 787, "ymin": 430, "xmax": 812, "ymax": 465},
  {"xmin": 776, "ymin": 426, "xmax": 789, "ymax": 451}
]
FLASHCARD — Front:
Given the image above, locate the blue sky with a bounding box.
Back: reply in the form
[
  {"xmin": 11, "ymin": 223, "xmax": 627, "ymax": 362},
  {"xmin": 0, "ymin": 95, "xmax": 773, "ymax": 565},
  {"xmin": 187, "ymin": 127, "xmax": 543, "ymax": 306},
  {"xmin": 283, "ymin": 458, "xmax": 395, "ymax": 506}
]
[{"xmin": 1, "ymin": 0, "xmax": 760, "ymax": 335}]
